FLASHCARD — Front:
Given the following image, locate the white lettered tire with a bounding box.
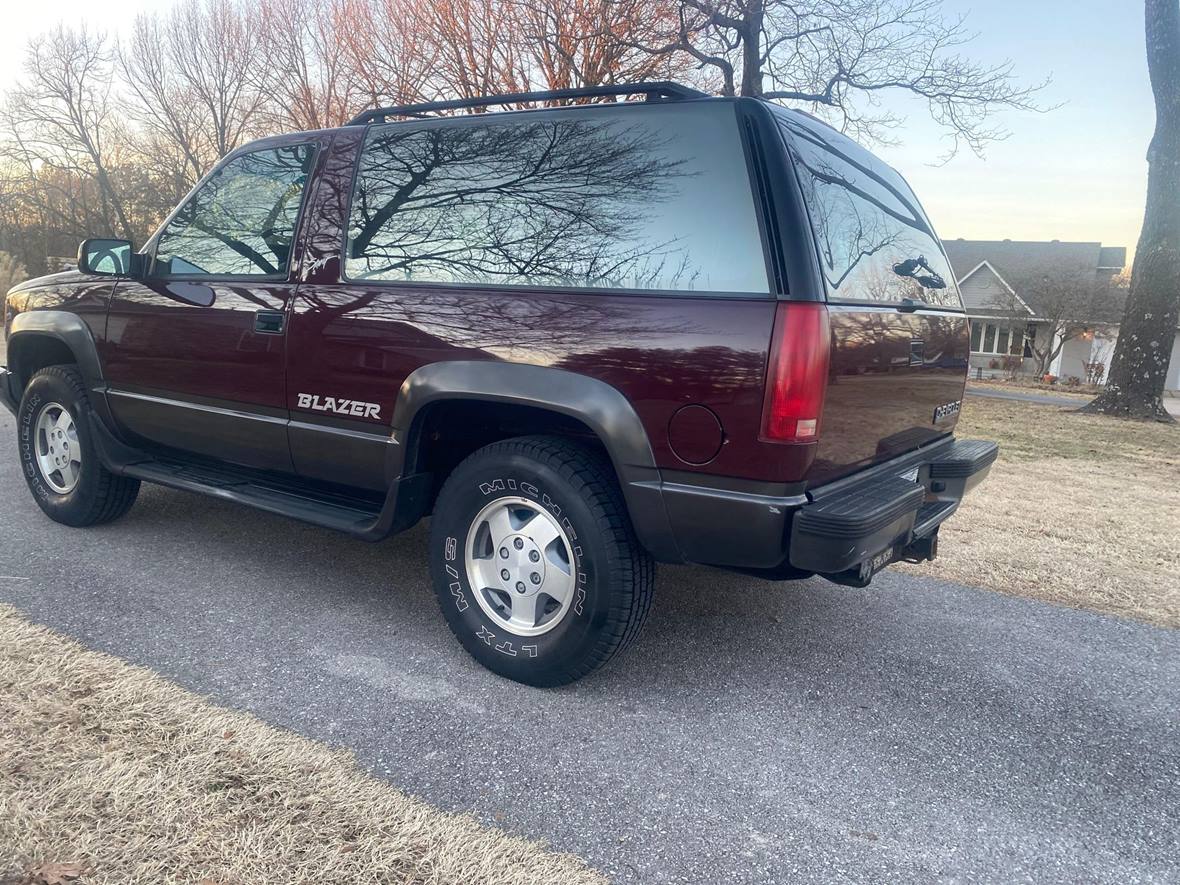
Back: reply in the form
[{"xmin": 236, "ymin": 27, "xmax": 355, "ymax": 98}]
[
  {"xmin": 17, "ymin": 365, "xmax": 140, "ymax": 527},
  {"xmin": 428, "ymin": 435, "xmax": 654, "ymax": 686}
]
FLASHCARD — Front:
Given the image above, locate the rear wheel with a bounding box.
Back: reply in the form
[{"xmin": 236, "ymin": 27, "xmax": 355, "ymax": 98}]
[
  {"xmin": 17, "ymin": 365, "xmax": 140, "ymax": 527},
  {"xmin": 429, "ymin": 435, "xmax": 654, "ymax": 686}
]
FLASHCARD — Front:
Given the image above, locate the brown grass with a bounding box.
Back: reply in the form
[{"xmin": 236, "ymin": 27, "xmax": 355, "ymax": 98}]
[
  {"xmin": 0, "ymin": 605, "xmax": 606, "ymax": 885},
  {"xmin": 898, "ymin": 396, "xmax": 1180, "ymax": 628}
]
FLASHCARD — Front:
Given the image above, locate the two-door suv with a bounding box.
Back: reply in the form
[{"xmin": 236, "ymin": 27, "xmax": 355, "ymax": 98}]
[{"xmin": 1, "ymin": 83, "xmax": 996, "ymax": 686}]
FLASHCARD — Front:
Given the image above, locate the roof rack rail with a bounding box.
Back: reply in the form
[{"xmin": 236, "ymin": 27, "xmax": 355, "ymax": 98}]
[{"xmin": 346, "ymin": 81, "xmax": 710, "ymax": 126}]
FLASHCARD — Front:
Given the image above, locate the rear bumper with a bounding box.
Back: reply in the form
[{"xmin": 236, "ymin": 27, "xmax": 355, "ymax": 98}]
[
  {"xmin": 658, "ymin": 436, "xmax": 998, "ymax": 581},
  {"xmin": 0, "ymin": 367, "xmax": 17, "ymax": 416}
]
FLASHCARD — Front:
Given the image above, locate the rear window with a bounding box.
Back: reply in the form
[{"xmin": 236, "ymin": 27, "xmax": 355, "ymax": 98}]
[
  {"xmin": 345, "ymin": 102, "xmax": 770, "ymax": 295},
  {"xmin": 775, "ymin": 110, "xmax": 963, "ymax": 310}
]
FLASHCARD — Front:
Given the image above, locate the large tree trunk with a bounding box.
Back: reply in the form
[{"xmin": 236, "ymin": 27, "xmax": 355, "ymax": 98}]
[
  {"xmin": 738, "ymin": 0, "xmax": 765, "ymax": 97},
  {"xmin": 1082, "ymin": 0, "xmax": 1180, "ymax": 421}
]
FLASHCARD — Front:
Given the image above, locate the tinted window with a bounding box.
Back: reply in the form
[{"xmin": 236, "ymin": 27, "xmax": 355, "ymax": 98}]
[
  {"xmin": 345, "ymin": 103, "xmax": 769, "ymax": 294},
  {"xmin": 154, "ymin": 144, "xmax": 314, "ymax": 277},
  {"xmin": 776, "ymin": 111, "xmax": 962, "ymax": 309}
]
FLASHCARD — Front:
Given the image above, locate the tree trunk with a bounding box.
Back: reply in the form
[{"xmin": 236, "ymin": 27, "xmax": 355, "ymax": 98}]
[
  {"xmin": 738, "ymin": 0, "xmax": 764, "ymax": 97},
  {"xmin": 1082, "ymin": 0, "xmax": 1180, "ymax": 421}
]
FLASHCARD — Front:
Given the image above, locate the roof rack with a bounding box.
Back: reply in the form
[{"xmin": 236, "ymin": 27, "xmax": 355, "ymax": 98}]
[{"xmin": 346, "ymin": 81, "xmax": 710, "ymax": 126}]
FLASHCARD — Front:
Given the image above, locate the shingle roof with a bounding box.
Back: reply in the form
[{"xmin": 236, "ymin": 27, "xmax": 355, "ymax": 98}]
[{"xmin": 941, "ymin": 239, "xmax": 1126, "ymax": 322}]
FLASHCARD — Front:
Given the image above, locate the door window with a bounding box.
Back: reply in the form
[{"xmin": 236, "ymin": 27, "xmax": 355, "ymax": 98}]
[
  {"xmin": 344, "ymin": 103, "xmax": 769, "ymax": 295},
  {"xmin": 154, "ymin": 144, "xmax": 315, "ymax": 278}
]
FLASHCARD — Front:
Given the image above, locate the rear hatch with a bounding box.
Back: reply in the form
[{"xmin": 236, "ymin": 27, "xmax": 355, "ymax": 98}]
[{"xmin": 772, "ymin": 109, "xmax": 969, "ymax": 485}]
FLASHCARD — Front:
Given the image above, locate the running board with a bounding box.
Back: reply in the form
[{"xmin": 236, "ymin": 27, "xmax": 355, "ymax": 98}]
[
  {"xmin": 87, "ymin": 413, "xmax": 431, "ymax": 540},
  {"xmin": 123, "ymin": 458, "xmax": 384, "ymax": 534}
]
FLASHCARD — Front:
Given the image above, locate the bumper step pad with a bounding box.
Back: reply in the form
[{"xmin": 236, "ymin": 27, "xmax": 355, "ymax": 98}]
[
  {"xmin": 789, "ymin": 437, "xmax": 999, "ymax": 577},
  {"xmin": 929, "ymin": 438, "xmax": 999, "ymax": 479},
  {"xmin": 790, "ymin": 474, "xmax": 924, "ymax": 574}
]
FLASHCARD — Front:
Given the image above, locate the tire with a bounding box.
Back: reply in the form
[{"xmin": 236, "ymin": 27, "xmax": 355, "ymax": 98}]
[
  {"xmin": 429, "ymin": 435, "xmax": 655, "ymax": 686},
  {"xmin": 16, "ymin": 365, "xmax": 140, "ymax": 527}
]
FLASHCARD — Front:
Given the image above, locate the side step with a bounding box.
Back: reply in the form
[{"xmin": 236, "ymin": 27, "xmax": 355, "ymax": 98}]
[
  {"xmin": 123, "ymin": 457, "xmax": 385, "ymax": 534},
  {"xmin": 83, "ymin": 411, "xmax": 432, "ymax": 539}
]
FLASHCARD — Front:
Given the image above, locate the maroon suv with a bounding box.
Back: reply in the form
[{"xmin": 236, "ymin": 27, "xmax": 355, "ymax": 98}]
[{"xmin": 1, "ymin": 82, "xmax": 996, "ymax": 686}]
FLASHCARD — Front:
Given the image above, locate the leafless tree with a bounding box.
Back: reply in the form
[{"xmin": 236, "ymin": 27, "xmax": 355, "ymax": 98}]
[
  {"xmin": 0, "ymin": 0, "xmax": 1057, "ymax": 277},
  {"xmin": 338, "ymin": 0, "xmax": 437, "ymax": 108},
  {"xmin": 4, "ymin": 25, "xmax": 134, "ymax": 240},
  {"xmin": 254, "ymin": 0, "xmax": 358, "ymax": 130},
  {"xmin": 118, "ymin": 14, "xmax": 209, "ymax": 186},
  {"xmin": 1083, "ymin": 0, "xmax": 1179, "ymax": 422},
  {"xmin": 628, "ymin": 0, "xmax": 1047, "ymax": 157},
  {"xmin": 166, "ymin": 0, "xmax": 268, "ymax": 160},
  {"xmin": 424, "ymin": 0, "xmax": 533, "ymax": 101},
  {"xmin": 988, "ymin": 271, "xmax": 1116, "ymax": 378},
  {"xmin": 514, "ymin": 0, "xmax": 690, "ymax": 90}
]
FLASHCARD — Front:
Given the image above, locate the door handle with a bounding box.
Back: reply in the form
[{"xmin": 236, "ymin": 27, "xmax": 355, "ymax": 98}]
[{"xmin": 254, "ymin": 310, "xmax": 285, "ymax": 334}]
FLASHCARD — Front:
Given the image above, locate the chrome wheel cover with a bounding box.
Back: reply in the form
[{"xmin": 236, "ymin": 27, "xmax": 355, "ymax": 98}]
[
  {"xmin": 464, "ymin": 496, "xmax": 576, "ymax": 637},
  {"xmin": 35, "ymin": 401, "xmax": 82, "ymax": 494}
]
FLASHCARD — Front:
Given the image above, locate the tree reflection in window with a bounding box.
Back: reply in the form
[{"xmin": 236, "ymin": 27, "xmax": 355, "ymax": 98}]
[
  {"xmin": 777, "ymin": 112, "xmax": 962, "ymax": 309},
  {"xmin": 346, "ymin": 104, "xmax": 770, "ymax": 294},
  {"xmin": 155, "ymin": 144, "xmax": 314, "ymax": 277}
]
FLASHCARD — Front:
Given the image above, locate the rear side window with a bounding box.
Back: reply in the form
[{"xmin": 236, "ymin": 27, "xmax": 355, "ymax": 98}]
[
  {"xmin": 776, "ymin": 111, "xmax": 962, "ymax": 309},
  {"xmin": 345, "ymin": 102, "xmax": 770, "ymax": 294}
]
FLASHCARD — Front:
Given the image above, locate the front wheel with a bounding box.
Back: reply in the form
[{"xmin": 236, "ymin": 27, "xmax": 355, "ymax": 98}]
[
  {"xmin": 17, "ymin": 365, "xmax": 140, "ymax": 527},
  {"xmin": 428, "ymin": 436, "xmax": 654, "ymax": 686}
]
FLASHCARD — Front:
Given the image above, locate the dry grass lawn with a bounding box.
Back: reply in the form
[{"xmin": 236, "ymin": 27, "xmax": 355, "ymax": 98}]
[
  {"xmin": 898, "ymin": 395, "xmax": 1180, "ymax": 628},
  {"xmin": 0, "ymin": 605, "xmax": 605, "ymax": 885}
]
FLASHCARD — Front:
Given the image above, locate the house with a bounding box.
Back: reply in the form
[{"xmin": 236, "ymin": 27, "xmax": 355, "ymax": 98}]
[{"xmin": 941, "ymin": 239, "xmax": 1180, "ymax": 391}]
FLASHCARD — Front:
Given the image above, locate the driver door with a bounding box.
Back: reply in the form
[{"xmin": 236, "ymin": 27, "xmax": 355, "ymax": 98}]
[{"xmin": 101, "ymin": 136, "xmax": 324, "ymax": 471}]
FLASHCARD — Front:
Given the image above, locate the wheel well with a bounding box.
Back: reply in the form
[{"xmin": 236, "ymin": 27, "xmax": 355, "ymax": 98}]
[
  {"xmin": 407, "ymin": 399, "xmax": 609, "ymax": 502},
  {"xmin": 8, "ymin": 334, "xmax": 77, "ymax": 388}
]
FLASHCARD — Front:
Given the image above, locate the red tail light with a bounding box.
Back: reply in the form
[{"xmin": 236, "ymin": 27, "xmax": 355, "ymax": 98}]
[{"xmin": 760, "ymin": 302, "xmax": 831, "ymax": 443}]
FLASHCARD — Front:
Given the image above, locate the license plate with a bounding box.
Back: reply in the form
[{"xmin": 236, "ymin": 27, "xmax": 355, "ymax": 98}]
[{"xmin": 867, "ymin": 547, "xmax": 898, "ymax": 575}]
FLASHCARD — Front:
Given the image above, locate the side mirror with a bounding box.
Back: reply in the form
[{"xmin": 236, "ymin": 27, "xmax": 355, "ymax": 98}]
[{"xmin": 78, "ymin": 238, "xmax": 145, "ymax": 278}]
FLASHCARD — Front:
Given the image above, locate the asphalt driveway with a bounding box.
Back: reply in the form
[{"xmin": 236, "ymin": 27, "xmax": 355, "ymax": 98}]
[{"xmin": 0, "ymin": 410, "xmax": 1177, "ymax": 883}]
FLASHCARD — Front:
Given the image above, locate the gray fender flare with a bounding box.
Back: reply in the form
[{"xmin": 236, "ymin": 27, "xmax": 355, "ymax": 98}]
[
  {"xmin": 7, "ymin": 311, "xmax": 105, "ymax": 389},
  {"xmin": 391, "ymin": 361, "xmax": 682, "ymax": 562},
  {"xmin": 6, "ymin": 311, "xmax": 118, "ymax": 428}
]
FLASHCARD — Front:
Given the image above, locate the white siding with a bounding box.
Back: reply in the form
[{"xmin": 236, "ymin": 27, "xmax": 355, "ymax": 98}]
[{"xmin": 959, "ymin": 264, "xmax": 1020, "ymax": 313}]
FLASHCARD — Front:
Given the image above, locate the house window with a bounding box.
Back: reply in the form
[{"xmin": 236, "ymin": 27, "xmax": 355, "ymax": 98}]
[
  {"xmin": 970, "ymin": 321, "xmax": 1026, "ymax": 355},
  {"xmin": 996, "ymin": 327, "xmax": 1011, "ymax": 356}
]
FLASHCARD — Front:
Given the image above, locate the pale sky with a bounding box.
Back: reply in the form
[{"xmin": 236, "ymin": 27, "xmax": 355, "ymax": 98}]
[{"xmin": 0, "ymin": 0, "xmax": 1154, "ymax": 260}]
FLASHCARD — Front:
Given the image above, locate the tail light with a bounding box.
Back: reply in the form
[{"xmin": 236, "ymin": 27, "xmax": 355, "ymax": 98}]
[{"xmin": 760, "ymin": 302, "xmax": 831, "ymax": 443}]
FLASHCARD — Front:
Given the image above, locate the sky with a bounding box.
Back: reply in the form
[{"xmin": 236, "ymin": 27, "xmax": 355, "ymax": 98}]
[{"xmin": 0, "ymin": 0, "xmax": 1155, "ymax": 262}]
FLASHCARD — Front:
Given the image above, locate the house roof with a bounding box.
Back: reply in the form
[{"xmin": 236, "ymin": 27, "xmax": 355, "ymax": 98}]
[
  {"xmin": 956, "ymin": 260, "xmax": 1035, "ymax": 317},
  {"xmin": 942, "ymin": 239, "xmax": 1127, "ymax": 323}
]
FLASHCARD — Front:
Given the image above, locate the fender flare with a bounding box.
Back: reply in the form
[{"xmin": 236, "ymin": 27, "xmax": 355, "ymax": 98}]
[
  {"xmin": 6, "ymin": 311, "xmax": 117, "ymax": 427},
  {"xmin": 7, "ymin": 311, "xmax": 105, "ymax": 390},
  {"xmin": 390, "ymin": 361, "xmax": 683, "ymax": 562}
]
